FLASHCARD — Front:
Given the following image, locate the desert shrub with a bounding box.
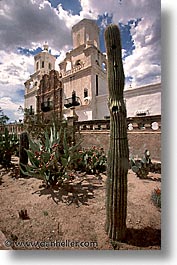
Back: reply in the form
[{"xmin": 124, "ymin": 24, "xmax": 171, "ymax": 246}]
[
  {"xmin": 130, "ymin": 150, "xmax": 152, "ymax": 179},
  {"xmin": 0, "ymin": 128, "xmax": 19, "ymax": 167},
  {"xmin": 20, "ymin": 122, "xmax": 81, "ymax": 186},
  {"xmin": 151, "ymin": 187, "xmax": 161, "ymax": 208},
  {"xmin": 77, "ymin": 146, "xmax": 107, "ymax": 174},
  {"xmin": 149, "ymin": 162, "xmax": 161, "ymax": 174}
]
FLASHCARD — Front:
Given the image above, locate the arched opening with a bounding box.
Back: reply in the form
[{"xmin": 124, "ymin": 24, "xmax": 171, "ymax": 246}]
[
  {"xmin": 66, "ymin": 61, "xmax": 72, "ymax": 71},
  {"xmin": 102, "ymin": 62, "xmax": 107, "ymax": 71},
  {"xmin": 84, "ymin": 88, "xmax": 88, "ymax": 98},
  {"xmin": 75, "ymin": 59, "xmax": 82, "ymax": 66},
  {"xmin": 36, "ymin": 61, "xmax": 39, "ymax": 71}
]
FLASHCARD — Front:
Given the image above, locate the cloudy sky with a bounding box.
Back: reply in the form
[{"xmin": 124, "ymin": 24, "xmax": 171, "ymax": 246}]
[{"xmin": 0, "ymin": 0, "xmax": 161, "ymax": 122}]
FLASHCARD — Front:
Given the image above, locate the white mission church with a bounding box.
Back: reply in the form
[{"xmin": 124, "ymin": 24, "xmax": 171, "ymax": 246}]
[{"xmin": 24, "ymin": 19, "xmax": 161, "ymax": 121}]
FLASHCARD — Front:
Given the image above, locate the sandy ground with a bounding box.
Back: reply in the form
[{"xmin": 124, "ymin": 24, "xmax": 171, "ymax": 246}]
[{"xmin": 0, "ymin": 158, "xmax": 161, "ymax": 250}]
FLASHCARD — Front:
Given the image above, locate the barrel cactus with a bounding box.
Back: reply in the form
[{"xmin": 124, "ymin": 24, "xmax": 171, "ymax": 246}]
[
  {"xmin": 19, "ymin": 132, "xmax": 29, "ymax": 177},
  {"xmin": 104, "ymin": 24, "xmax": 129, "ymax": 241}
]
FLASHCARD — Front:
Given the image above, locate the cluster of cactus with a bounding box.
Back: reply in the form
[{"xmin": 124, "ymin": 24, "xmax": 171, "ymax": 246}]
[
  {"xmin": 0, "ymin": 128, "xmax": 19, "ymax": 167},
  {"xmin": 77, "ymin": 146, "xmax": 107, "ymax": 174},
  {"xmin": 20, "ymin": 122, "xmax": 81, "ymax": 186},
  {"xmin": 104, "ymin": 24, "xmax": 129, "ymax": 241},
  {"xmin": 130, "ymin": 150, "xmax": 152, "ymax": 179}
]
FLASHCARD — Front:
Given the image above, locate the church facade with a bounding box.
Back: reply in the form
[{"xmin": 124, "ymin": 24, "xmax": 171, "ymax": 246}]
[{"xmin": 24, "ymin": 19, "xmax": 161, "ymax": 122}]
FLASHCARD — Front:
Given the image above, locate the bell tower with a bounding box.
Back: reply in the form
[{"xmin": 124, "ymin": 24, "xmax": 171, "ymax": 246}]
[
  {"xmin": 34, "ymin": 43, "xmax": 55, "ymax": 74},
  {"xmin": 24, "ymin": 43, "xmax": 56, "ymax": 115},
  {"xmin": 72, "ymin": 19, "xmax": 100, "ymax": 49},
  {"xmin": 59, "ymin": 19, "xmax": 107, "ymax": 121}
]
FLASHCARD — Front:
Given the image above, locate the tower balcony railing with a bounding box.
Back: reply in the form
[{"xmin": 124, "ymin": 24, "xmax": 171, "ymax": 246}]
[
  {"xmin": 63, "ymin": 64, "xmax": 84, "ymax": 77},
  {"xmin": 64, "ymin": 96, "xmax": 80, "ymax": 108},
  {"xmin": 24, "ymin": 108, "xmax": 34, "ymax": 115}
]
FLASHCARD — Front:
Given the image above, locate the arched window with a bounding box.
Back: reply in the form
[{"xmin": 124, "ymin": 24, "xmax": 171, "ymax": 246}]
[
  {"xmin": 75, "ymin": 59, "xmax": 81, "ymax": 66},
  {"xmin": 49, "ymin": 63, "xmax": 51, "ymax": 70},
  {"xmin": 96, "ymin": 75, "xmax": 98, "ymax": 96},
  {"xmin": 66, "ymin": 61, "xmax": 72, "ymax": 71},
  {"xmin": 42, "ymin": 61, "xmax": 44, "ymax": 68},
  {"xmin": 84, "ymin": 88, "xmax": 88, "ymax": 98},
  {"xmin": 102, "ymin": 62, "xmax": 106, "ymax": 71},
  {"xmin": 36, "ymin": 61, "xmax": 39, "ymax": 70},
  {"xmin": 86, "ymin": 33, "xmax": 89, "ymax": 42}
]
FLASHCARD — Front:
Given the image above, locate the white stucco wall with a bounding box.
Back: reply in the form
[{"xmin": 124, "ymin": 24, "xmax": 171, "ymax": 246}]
[
  {"xmin": 95, "ymin": 94, "xmax": 109, "ymax": 119},
  {"xmin": 24, "ymin": 92, "xmax": 37, "ymax": 112},
  {"xmin": 94, "ymin": 83, "xmax": 161, "ymax": 120},
  {"xmin": 125, "ymin": 92, "xmax": 161, "ymax": 117},
  {"xmin": 124, "ymin": 83, "xmax": 161, "ymax": 117}
]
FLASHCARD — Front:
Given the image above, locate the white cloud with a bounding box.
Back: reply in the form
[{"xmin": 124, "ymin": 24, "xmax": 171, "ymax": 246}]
[
  {"xmin": 0, "ymin": 97, "xmax": 24, "ymax": 122},
  {"xmin": 0, "ymin": 50, "xmax": 33, "ymax": 121},
  {"xmin": 123, "ymin": 15, "xmax": 161, "ymax": 88},
  {"xmin": 0, "ymin": 0, "xmax": 161, "ymax": 121},
  {"xmin": 0, "ymin": 51, "xmax": 33, "ymax": 86},
  {"xmin": 79, "ymin": 0, "xmax": 161, "ymax": 87},
  {"xmin": 0, "ymin": 0, "xmax": 71, "ymax": 51},
  {"xmin": 0, "ymin": 97, "xmax": 20, "ymax": 110}
]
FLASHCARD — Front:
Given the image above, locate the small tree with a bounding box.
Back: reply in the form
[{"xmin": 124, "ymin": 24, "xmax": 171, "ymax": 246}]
[
  {"xmin": 0, "ymin": 107, "xmax": 9, "ymax": 125},
  {"xmin": 104, "ymin": 24, "xmax": 129, "ymax": 241}
]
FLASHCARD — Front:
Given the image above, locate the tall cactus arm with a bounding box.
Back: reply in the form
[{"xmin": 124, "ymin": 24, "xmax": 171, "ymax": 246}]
[{"xmin": 105, "ymin": 24, "xmax": 125, "ymax": 114}]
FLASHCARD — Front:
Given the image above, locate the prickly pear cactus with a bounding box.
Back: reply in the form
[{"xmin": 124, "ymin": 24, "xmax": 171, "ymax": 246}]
[
  {"xmin": 19, "ymin": 132, "xmax": 29, "ymax": 177},
  {"xmin": 104, "ymin": 24, "xmax": 129, "ymax": 241}
]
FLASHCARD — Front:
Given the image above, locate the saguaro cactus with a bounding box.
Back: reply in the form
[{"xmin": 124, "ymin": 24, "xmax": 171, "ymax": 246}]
[{"xmin": 104, "ymin": 24, "xmax": 129, "ymax": 241}]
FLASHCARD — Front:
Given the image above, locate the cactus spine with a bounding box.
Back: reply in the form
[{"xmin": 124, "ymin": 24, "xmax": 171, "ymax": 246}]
[
  {"xmin": 104, "ymin": 24, "xmax": 129, "ymax": 241},
  {"xmin": 19, "ymin": 132, "xmax": 29, "ymax": 177}
]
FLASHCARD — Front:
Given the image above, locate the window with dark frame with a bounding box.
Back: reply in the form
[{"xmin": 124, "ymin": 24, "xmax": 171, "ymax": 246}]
[
  {"xmin": 42, "ymin": 61, "xmax": 44, "ymax": 68},
  {"xmin": 36, "ymin": 61, "xmax": 39, "ymax": 70},
  {"xmin": 96, "ymin": 74, "xmax": 98, "ymax": 96},
  {"xmin": 84, "ymin": 88, "xmax": 88, "ymax": 98}
]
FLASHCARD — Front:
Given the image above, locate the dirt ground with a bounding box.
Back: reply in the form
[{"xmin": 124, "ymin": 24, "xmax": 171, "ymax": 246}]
[{"xmin": 0, "ymin": 157, "xmax": 161, "ymax": 250}]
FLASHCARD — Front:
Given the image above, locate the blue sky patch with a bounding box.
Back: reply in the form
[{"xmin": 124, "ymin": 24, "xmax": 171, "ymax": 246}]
[
  {"xmin": 17, "ymin": 47, "xmax": 43, "ymax": 56},
  {"xmin": 119, "ymin": 18, "xmax": 141, "ymax": 59},
  {"xmin": 48, "ymin": 0, "xmax": 82, "ymax": 15},
  {"xmin": 17, "ymin": 89, "xmax": 25, "ymax": 98},
  {"xmin": 97, "ymin": 13, "xmax": 113, "ymax": 52},
  {"xmin": 97, "ymin": 15, "xmax": 141, "ymax": 60},
  {"xmin": 17, "ymin": 47, "xmax": 61, "ymax": 58}
]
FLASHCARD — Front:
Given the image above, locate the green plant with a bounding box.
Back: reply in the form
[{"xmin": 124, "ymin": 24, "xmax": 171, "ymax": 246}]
[
  {"xmin": 130, "ymin": 150, "xmax": 152, "ymax": 179},
  {"xmin": 77, "ymin": 146, "xmax": 107, "ymax": 174},
  {"xmin": 19, "ymin": 132, "xmax": 29, "ymax": 177},
  {"xmin": 20, "ymin": 122, "xmax": 81, "ymax": 186},
  {"xmin": 0, "ymin": 107, "xmax": 9, "ymax": 125},
  {"xmin": 151, "ymin": 187, "xmax": 161, "ymax": 208},
  {"xmin": 0, "ymin": 128, "xmax": 19, "ymax": 167},
  {"xmin": 104, "ymin": 24, "xmax": 129, "ymax": 241},
  {"xmin": 43, "ymin": 211, "xmax": 49, "ymax": 216}
]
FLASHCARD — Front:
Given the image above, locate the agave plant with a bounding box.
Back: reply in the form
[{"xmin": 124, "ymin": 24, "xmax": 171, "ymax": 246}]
[{"xmin": 20, "ymin": 123, "xmax": 81, "ymax": 186}]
